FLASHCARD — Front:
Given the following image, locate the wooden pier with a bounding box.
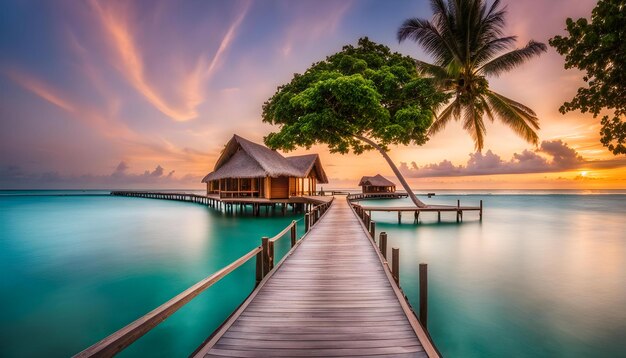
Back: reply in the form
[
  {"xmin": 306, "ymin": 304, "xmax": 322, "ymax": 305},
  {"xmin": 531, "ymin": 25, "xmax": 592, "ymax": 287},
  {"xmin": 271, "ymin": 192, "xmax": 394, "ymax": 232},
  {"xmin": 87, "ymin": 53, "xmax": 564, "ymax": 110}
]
[
  {"xmin": 194, "ymin": 197, "xmax": 437, "ymax": 357},
  {"xmin": 345, "ymin": 192, "xmax": 409, "ymax": 200},
  {"xmin": 77, "ymin": 192, "xmax": 439, "ymax": 357},
  {"xmin": 110, "ymin": 191, "xmax": 332, "ymax": 216},
  {"xmin": 349, "ymin": 194, "xmax": 483, "ymax": 223}
]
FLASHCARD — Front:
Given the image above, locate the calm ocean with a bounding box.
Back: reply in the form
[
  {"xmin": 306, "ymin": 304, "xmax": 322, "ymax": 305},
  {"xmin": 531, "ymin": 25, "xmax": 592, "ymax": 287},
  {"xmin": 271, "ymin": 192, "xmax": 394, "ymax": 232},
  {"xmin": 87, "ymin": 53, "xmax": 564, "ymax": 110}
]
[
  {"xmin": 1, "ymin": 190, "xmax": 625, "ymax": 357},
  {"xmin": 0, "ymin": 191, "xmax": 303, "ymax": 357},
  {"xmin": 358, "ymin": 192, "xmax": 626, "ymax": 358}
]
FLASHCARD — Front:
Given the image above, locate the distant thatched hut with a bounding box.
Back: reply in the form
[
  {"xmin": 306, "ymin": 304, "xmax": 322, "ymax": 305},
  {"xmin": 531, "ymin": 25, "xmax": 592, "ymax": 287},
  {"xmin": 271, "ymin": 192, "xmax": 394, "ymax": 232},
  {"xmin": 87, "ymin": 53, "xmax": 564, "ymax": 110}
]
[
  {"xmin": 201, "ymin": 135, "xmax": 328, "ymax": 199},
  {"xmin": 358, "ymin": 174, "xmax": 396, "ymax": 193}
]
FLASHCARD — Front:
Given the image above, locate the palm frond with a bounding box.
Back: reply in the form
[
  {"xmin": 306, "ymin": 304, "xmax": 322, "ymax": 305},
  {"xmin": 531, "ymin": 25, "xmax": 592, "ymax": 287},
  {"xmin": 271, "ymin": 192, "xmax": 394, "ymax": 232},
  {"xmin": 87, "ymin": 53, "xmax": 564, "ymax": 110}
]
[
  {"xmin": 485, "ymin": 90, "xmax": 539, "ymax": 144},
  {"xmin": 479, "ymin": 0, "xmax": 507, "ymax": 39},
  {"xmin": 429, "ymin": 0, "xmax": 463, "ymax": 62},
  {"xmin": 415, "ymin": 60, "xmax": 449, "ymax": 79},
  {"xmin": 481, "ymin": 94, "xmax": 496, "ymax": 122},
  {"xmin": 415, "ymin": 60, "xmax": 456, "ymax": 90},
  {"xmin": 428, "ymin": 97, "xmax": 460, "ymax": 135},
  {"xmin": 461, "ymin": 97, "xmax": 487, "ymax": 151},
  {"xmin": 397, "ymin": 18, "xmax": 460, "ymax": 65},
  {"xmin": 429, "ymin": 0, "xmax": 449, "ymax": 16},
  {"xmin": 478, "ymin": 40, "xmax": 547, "ymax": 77},
  {"xmin": 493, "ymin": 92, "xmax": 539, "ymax": 123},
  {"xmin": 472, "ymin": 36, "xmax": 517, "ymax": 67}
]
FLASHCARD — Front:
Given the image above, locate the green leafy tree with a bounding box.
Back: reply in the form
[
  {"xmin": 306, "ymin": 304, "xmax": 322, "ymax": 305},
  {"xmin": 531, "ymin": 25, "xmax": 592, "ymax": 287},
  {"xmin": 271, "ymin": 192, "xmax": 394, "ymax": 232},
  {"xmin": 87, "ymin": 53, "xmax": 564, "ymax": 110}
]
[
  {"xmin": 262, "ymin": 38, "xmax": 447, "ymax": 207},
  {"xmin": 549, "ymin": 0, "xmax": 626, "ymax": 155},
  {"xmin": 397, "ymin": 0, "xmax": 547, "ymax": 151}
]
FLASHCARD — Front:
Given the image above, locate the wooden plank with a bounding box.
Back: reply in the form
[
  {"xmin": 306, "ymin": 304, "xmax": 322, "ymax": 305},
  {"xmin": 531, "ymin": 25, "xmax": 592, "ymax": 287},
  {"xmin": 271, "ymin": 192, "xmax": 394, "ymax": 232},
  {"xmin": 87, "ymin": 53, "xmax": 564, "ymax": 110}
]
[
  {"xmin": 206, "ymin": 346, "xmax": 426, "ymax": 357},
  {"xmin": 221, "ymin": 330, "xmax": 419, "ymax": 341},
  {"xmin": 215, "ymin": 337, "xmax": 421, "ymax": 349},
  {"xmin": 227, "ymin": 325, "xmax": 413, "ymax": 334}
]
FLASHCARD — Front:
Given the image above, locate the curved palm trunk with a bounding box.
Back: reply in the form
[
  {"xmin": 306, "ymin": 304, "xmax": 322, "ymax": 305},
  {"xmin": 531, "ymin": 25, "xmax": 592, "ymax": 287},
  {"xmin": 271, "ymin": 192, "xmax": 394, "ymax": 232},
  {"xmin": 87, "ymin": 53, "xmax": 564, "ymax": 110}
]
[{"xmin": 355, "ymin": 135, "xmax": 427, "ymax": 208}]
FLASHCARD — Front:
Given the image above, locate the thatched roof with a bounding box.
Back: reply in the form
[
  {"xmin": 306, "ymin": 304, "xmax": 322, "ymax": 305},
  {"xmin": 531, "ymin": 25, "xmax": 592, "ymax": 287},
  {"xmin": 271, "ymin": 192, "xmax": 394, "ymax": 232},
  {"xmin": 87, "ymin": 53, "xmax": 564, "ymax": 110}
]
[
  {"xmin": 202, "ymin": 135, "xmax": 328, "ymax": 183},
  {"xmin": 202, "ymin": 150, "xmax": 266, "ymax": 181},
  {"xmin": 358, "ymin": 174, "xmax": 395, "ymax": 187},
  {"xmin": 286, "ymin": 154, "xmax": 328, "ymax": 183}
]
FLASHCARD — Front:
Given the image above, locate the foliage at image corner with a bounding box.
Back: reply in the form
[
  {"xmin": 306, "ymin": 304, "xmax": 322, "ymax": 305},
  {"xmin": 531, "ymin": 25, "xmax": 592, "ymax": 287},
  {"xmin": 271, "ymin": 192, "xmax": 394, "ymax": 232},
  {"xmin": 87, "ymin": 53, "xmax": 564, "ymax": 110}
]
[
  {"xmin": 261, "ymin": 37, "xmax": 449, "ymax": 155},
  {"xmin": 549, "ymin": 0, "xmax": 626, "ymax": 155}
]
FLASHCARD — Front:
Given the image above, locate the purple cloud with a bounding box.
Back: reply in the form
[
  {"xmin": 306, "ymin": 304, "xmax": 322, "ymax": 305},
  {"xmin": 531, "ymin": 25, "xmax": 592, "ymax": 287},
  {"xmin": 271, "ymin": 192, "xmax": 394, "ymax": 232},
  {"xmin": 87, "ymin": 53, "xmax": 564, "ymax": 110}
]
[
  {"xmin": 0, "ymin": 162, "xmax": 199, "ymax": 190},
  {"xmin": 400, "ymin": 140, "xmax": 626, "ymax": 178}
]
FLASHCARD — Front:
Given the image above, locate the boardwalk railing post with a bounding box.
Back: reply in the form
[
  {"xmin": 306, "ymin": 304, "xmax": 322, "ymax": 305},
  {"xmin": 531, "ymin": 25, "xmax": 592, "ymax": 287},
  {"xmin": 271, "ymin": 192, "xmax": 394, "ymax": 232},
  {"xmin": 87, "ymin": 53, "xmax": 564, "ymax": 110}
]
[
  {"xmin": 479, "ymin": 200, "xmax": 483, "ymax": 221},
  {"xmin": 290, "ymin": 221, "xmax": 297, "ymax": 247},
  {"xmin": 392, "ymin": 248, "xmax": 400, "ymax": 285},
  {"xmin": 255, "ymin": 248, "xmax": 263, "ymax": 286},
  {"xmin": 304, "ymin": 213, "xmax": 310, "ymax": 232},
  {"xmin": 370, "ymin": 221, "xmax": 376, "ymax": 239},
  {"xmin": 261, "ymin": 237, "xmax": 270, "ymax": 277},
  {"xmin": 268, "ymin": 240, "xmax": 275, "ymax": 271},
  {"xmin": 419, "ymin": 263, "xmax": 428, "ymax": 329},
  {"xmin": 379, "ymin": 232, "xmax": 387, "ymax": 260},
  {"xmin": 456, "ymin": 199, "xmax": 460, "ymax": 222}
]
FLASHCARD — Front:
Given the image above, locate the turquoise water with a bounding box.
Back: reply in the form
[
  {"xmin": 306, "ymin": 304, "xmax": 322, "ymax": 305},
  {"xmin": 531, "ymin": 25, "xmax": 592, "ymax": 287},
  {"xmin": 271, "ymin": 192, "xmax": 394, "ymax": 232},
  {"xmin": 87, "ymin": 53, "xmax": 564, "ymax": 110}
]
[
  {"xmin": 358, "ymin": 194, "xmax": 626, "ymax": 358},
  {"xmin": 2, "ymin": 191, "xmax": 625, "ymax": 357},
  {"xmin": 0, "ymin": 192, "xmax": 304, "ymax": 357}
]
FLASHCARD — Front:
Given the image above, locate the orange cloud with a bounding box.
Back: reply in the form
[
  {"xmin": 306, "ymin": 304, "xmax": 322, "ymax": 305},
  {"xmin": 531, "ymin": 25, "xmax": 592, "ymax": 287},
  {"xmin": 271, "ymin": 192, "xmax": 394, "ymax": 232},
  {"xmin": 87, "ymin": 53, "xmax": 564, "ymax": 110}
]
[
  {"xmin": 204, "ymin": 1, "xmax": 250, "ymax": 79},
  {"xmin": 4, "ymin": 67, "xmax": 206, "ymax": 166},
  {"xmin": 5, "ymin": 67, "xmax": 139, "ymax": 142},
  {"xmin": 4, "ymin": 70, "xmax": 76, "ymax": 113},
  {"xmin": 90, "ymin": 0, "xmax": 248, "ymax": 122},
  {"xmin": 90, "ymin": 0, "xmax": 194, "ymax": 121}
]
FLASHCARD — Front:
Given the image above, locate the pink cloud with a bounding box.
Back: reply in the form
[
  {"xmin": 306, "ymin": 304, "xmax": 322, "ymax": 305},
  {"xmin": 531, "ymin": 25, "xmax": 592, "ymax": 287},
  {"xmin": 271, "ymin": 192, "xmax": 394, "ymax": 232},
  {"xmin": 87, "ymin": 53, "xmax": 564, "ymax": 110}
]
[
  {"xmin": 400, "ymin": 140, "xmax": 626, "ymax": 178},
  {"xmin": 0, "ymin": 162, "xmax": 200, "ymax": 190},
  {"xmin": 89, "ymin": 0, "xmax": 249, "ymax": 122}
]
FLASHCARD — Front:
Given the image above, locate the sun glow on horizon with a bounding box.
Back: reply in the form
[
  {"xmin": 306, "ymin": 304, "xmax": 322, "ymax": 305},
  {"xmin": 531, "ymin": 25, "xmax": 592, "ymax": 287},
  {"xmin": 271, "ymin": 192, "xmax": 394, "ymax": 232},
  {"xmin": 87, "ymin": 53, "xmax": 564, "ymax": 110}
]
[{"xmin": 1, "ymin": 0, "xmax": 624, "ymax": 190}]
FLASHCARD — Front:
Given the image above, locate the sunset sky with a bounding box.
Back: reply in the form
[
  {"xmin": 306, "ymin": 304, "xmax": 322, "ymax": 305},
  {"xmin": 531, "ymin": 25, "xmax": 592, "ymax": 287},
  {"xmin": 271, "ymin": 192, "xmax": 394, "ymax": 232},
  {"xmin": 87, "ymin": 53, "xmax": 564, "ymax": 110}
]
[{"xmin": 1, "ymin": 0, "xmax": 624, "ymax": 190}]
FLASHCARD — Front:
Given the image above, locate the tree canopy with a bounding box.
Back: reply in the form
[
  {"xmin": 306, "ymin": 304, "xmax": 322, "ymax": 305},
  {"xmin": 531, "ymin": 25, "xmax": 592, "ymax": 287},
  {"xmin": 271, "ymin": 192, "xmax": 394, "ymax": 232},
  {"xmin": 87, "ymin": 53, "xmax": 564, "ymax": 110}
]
[
  {"xmin": 262, "ymin": 37, "xmax": 447, "ymax": 154},
  {"xmin": 549, "ymin": 0, "xmax": 626, "ymax": 155}
]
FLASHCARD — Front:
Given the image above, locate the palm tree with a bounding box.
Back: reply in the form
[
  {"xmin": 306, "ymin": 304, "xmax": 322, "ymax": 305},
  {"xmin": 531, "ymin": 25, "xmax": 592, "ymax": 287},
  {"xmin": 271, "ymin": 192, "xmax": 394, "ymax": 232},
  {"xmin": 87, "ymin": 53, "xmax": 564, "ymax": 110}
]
[{"xmin": 398, "ymin": 0, "xmax": 547, "ymax": 151}]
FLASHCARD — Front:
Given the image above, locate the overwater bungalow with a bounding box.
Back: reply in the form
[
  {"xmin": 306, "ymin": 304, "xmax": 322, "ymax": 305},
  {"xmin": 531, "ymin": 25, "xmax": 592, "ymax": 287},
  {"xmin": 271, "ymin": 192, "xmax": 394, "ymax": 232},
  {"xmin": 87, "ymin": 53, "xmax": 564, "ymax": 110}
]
[
  {"xmin": 202, "ymin": 135, "xmax": 328, "ymax": 199},
  {"xmin": 358, "ymin": 174, "xmax": 396, "ymax": 193}
]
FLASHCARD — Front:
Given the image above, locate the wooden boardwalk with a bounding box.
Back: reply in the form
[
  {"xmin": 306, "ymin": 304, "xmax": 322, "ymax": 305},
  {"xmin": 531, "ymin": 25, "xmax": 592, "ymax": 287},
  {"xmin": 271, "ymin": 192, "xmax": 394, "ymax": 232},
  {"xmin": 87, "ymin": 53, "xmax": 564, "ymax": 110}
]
[{"xmin": 194, "ymin": 197, "xmax": 438, "ymax": 357}]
